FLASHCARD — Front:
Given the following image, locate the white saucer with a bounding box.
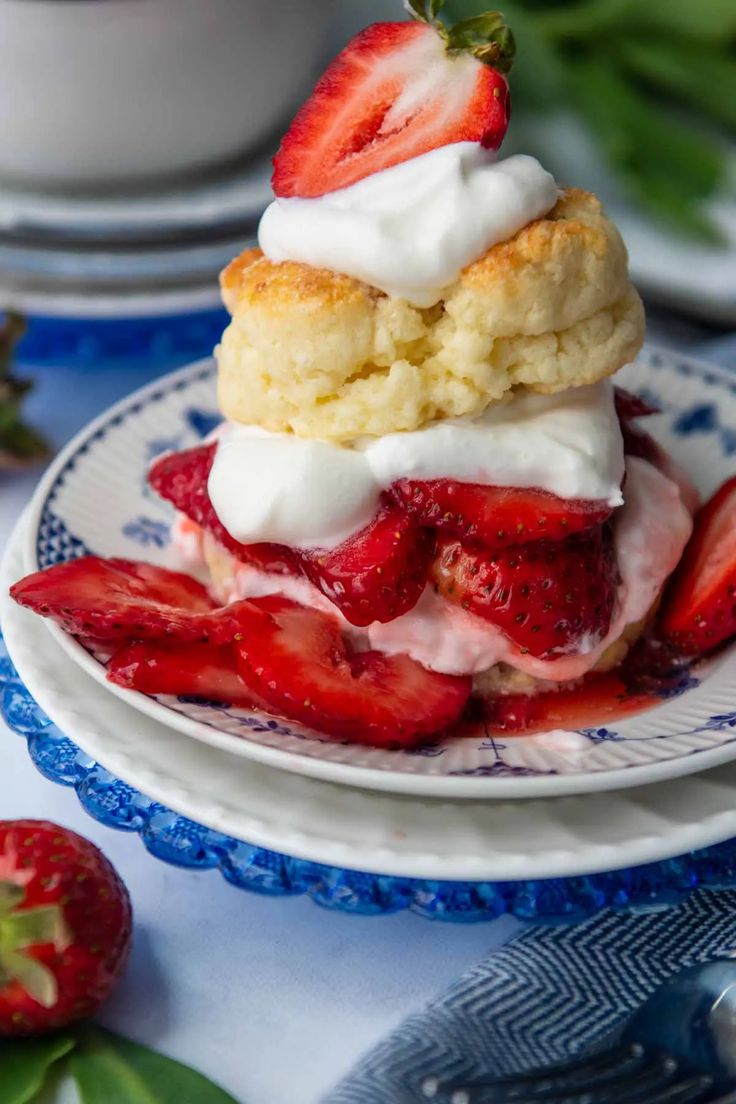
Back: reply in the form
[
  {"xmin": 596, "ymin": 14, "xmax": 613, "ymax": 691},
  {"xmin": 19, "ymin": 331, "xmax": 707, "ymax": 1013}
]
[
  {"xmin": 18, "ymin": 347, "xmax": 736, "ymax": 799},
  {"xmin": 6, "ymin": 513, "xmax": 736, "ymax": 881}
]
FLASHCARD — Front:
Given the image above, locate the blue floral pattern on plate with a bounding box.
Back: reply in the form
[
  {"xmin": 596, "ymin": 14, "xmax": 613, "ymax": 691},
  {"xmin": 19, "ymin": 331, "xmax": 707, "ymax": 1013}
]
[{"xmin": 4, "ymin": 625, "xmax": 736, "ymax": 922}]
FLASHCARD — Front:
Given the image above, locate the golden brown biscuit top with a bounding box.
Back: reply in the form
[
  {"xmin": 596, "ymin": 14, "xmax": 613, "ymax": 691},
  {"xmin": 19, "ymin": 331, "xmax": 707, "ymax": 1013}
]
[{"xmin": 216, "ymin": 189, "xmax": 644, "ymax": 441}]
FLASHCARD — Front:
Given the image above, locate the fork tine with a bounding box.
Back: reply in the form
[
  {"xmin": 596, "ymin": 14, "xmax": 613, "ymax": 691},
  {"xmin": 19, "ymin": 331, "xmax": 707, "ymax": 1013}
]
[
  {"xmin": 440, "ymin": 1053, "xmax": 678, "ymax": 1103},
  {"xmin": 636, "ymin": 1075, "xmax": 715, "ymax": 1103},
  {"xmin": 439, "ymin": 1068, "xmax": 719, "ymax": 1104},
  {"xmin": 436, "ymin": 1042, "xmax": 643, "ymax": 1095},
  {"xmin": 439, "ymin": 1047, "xmax": 661, "ymax": 1101}
]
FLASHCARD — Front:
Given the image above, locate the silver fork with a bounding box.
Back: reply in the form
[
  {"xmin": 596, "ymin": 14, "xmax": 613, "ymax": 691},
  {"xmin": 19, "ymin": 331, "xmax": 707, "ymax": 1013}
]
[{"xmin": 424, "ymin": 958, "xmax": 736, "ymax": 1104}]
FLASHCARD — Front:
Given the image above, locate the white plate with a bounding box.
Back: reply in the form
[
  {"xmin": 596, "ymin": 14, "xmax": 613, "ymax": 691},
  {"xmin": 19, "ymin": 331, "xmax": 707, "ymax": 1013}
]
[
  {"xmin": 0, "ymin": 154, "xmax": 271, "ymax": 242},
  {"xmin": 19, "ymin": 347, "xmax": 736, "ymax": 799},
  {"xmin": 6, "ymin": 514, "xmax": 736, "ymax": 881}
]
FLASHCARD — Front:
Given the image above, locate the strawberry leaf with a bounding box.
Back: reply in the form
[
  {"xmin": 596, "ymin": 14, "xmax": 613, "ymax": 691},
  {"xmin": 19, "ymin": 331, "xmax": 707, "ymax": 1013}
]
[
  {"xmin": 404, "ymin": 0, "xmax": 446, "ymax": 24},
  {"xmin": 445, "ymin": 11, "xmax": 515, "ymax": 71},
  {"xmin": 0, "ymin": 1036, "xmax": 75, "ymax": 1104},
  {"xmin": 69, "ymin": 1026, "xmax": 240, "ymax": 1104},
  {"xmin": 0, "ymin": 313, "xmax": 49, "ymax": 470}
]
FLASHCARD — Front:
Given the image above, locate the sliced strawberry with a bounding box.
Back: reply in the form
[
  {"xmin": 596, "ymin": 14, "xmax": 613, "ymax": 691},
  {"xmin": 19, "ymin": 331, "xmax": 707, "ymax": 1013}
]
[
  {"xmin": 615, "ymin": 384, "xmax": 665, "ymax": 466},
  {"xmin": 272, "ymin": 11, "xmax": 513, "ymax": 198},
  {"xmin": 390, "ymin": 479, "xmax": 611, "ymax": 549},
  {"xmin": 234, "ymin": 596, "xmax": 471, "ymax": 747},
  {"xmin": 10, "ymin": 557, "xmax": 246, "ymax": 645},
  {"xmin": 148, "ymin": 444, "xmax": 299, "ymax": 575},
  {"xmin": 614, "ymin": 385, "xmax": 660, "ymax": 422},
  {"xmin": 107, "ymin": 639, "xmax": 269, "ymax": 709},
  {"xmin": 300, "ymin": 509, "xmax": 431, "ymax": 626},
  {"xmin": 659, "ymin": 476, "xmax": 736, "ymax": 655},
  {"xmin": 430, "ymin": 528, "xmax": 619, "ymax": 659},
  {"xmin": 620, "ymin": 421, "xmax": 662, "ymax": 466}
]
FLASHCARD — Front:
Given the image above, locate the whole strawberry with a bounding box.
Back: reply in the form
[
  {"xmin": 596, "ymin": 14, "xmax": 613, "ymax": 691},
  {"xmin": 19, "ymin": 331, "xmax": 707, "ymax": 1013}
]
[{"xmin": 0, "ymin": 820, "xmax": 132, "ymax": 1036}]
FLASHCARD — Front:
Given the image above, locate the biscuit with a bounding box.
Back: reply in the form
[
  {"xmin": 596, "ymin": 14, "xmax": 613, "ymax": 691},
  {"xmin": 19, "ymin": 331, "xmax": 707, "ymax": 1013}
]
[{"xmin": 217, "ymin": 190, "xmax": 644, "ymax": 441}]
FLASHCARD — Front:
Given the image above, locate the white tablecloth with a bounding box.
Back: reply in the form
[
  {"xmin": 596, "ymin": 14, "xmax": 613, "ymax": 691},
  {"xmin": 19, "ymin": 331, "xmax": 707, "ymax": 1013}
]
[{"xmin": 0, "ymin": 363, "xmax": 517, "ymax": 1103}]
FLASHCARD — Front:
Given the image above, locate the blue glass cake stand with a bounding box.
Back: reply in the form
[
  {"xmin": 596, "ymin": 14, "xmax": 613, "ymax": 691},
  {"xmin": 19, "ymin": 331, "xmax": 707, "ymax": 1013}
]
[{"xmin": 3, "ymin": 629, "xmax": 736, "ymax": 924}]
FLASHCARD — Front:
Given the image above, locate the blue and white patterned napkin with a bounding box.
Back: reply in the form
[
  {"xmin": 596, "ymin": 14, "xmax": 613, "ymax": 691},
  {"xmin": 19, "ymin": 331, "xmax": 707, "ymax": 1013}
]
[
  {"xmin": 328, "ymin": 333, "xmax": 736, "ymax": 1104},
  {"xmin": 326, "ymin": 889, "xmax": 736, "ymax": 1103}
]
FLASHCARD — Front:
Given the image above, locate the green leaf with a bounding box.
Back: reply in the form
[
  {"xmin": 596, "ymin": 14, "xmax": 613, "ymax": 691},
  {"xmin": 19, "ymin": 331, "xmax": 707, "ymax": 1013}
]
[
  {"xmin": 631, "ymin": 0, "xmax": 736, "ymax": 40},
  {"xmin": 569, "ymin": 57, "xmax": 726, "ymax": 213},
  {"xmin": 0, "ymin": 1036, "xmax": 75, "ymax": 1104},
  {"xmin": 618, "ymin": 38, "xmax": 736, "ymax": 133},
  {"xmin": 69, "ymin": 1027, "xmax": 240, "ymax": 1104},
  {"xmin": 626, "ymin": 169, "xmax": 725, "ymax": 243},
  {"xmin": 536, "ymin": 0, "xmax": 736, "ymax": 42},
  {"xmin": 0, "ymin": 422, "xmax": 49, "ymax": 463},
  {"xmin": 567, "ymin": 56, "xmax": 727, "ymax": 241}
]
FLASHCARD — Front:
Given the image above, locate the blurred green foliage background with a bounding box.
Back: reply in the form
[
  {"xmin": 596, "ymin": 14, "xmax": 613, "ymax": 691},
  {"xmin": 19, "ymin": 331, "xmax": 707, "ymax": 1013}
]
[{"xmin": 446, "ymin": 0, "xmax": 736, "ymax": 242}]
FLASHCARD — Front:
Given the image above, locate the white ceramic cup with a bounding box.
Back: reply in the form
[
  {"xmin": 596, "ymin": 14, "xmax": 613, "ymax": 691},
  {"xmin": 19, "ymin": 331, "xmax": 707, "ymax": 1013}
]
[{"xmin": 0, "ymin": 0, "xmax": 335, "ymax": 189}]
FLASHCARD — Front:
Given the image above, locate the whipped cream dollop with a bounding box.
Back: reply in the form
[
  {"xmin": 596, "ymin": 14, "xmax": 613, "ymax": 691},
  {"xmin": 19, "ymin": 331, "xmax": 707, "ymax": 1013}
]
[
  {"xmin": 208, "ymin": 382, "xmax": 626, "ymax": 550},
  {"xmin": 258, "ymin": 142, "xmax": 558, "ymax": 306}
]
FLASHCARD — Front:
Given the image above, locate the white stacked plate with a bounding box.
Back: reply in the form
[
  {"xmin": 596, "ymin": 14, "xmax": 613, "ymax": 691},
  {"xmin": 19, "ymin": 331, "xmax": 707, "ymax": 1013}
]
[
  {"xmin": 0, "ymin": 158, "xmax": 270, "ymax": 317},
  {"xmin": 4, "ymin": 346, "xmax": 736, "ymax": 887}
]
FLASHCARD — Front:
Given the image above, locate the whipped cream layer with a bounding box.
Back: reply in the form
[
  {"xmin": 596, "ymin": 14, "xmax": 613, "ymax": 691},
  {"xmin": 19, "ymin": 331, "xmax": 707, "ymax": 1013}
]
[
  {"xmin": 259, "ymin": 142, "xmax": 558, "ymax": 306},
  {"xmin": 208, "ymin": 382, "xmax": 625, "ymax": 550},
  {"xmin": 193, "ymin": 455, "xmax": 692, "ymax": 681}
]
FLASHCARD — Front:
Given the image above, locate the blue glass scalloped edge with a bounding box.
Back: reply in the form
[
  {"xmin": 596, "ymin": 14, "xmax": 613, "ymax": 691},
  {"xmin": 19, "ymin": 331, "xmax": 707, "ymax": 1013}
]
[
  {"xmin": 14, "ymin": 309, "xmax": 229, "ymax": 371},
  {"xmin": 4, "ymin": 628, "xmax": 736, "ymax": 923}
]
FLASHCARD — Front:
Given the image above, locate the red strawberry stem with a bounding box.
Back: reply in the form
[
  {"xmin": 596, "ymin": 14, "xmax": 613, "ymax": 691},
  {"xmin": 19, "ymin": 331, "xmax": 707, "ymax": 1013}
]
[
  {"xmin": 405, "ymin": 0, "xmax": 515, "ymax": 73},
  {"xmin": 0, "ymin": 883, "xmax": 67, "ymax": 1009}
]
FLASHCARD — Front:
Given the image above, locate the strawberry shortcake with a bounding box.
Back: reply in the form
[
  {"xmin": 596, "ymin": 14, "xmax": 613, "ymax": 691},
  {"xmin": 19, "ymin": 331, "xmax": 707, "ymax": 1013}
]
[{"xmin": 11, "ymin": 4, "xmax": 736, "ymax": 748}]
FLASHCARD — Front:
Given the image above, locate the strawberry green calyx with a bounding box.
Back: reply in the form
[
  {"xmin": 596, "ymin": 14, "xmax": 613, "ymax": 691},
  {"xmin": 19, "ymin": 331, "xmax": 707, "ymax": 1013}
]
[
  {"xmin": 404, "ymin": 0, "xmax": 515, "ymax": 74},
  {"xmin": 0, "ymin": 883, "xmax": 69, "ymax": 1009}
]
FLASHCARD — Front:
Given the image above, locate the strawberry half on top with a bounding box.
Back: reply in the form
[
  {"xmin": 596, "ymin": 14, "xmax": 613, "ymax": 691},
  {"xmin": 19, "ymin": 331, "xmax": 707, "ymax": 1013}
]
[{"xmin": 272, "ymin": 2, "xmax": 514, "ymax": 198}]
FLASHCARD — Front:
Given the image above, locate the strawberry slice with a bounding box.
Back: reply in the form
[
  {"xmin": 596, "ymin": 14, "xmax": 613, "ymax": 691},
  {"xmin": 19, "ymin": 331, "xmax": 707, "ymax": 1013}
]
[
  {"xmin": 620, "ymin": 422, "xmax": 662, "ymax": 466},
  {"xmin": 430, "ymin": 528, "xmax": 619, "ymax": 659},
  {"xmin": 148, "ymin": 444, "xmax": 299, "ymax": 575},
  {"xmin": 300, "ymin": 508, "xmax": 431, "ymax": 626},
  {"xmin": 614, "ymin": 385, "xmax": 660, "ymax": 422},
  {"xmin": 235, "ymin": 596, "xmax": 471, "ymax": 747},
  {"xmin": 659, "ymin": 476, "xmax": 736, "ymax": 655},
  {"xmin": 389, "ymin": 479, "xmax": 611, "ymax": 549},
  {"xmin": 272, "ymin": 9, "xmax": 513, "ymax": 198},
  {"xmin": 108, "ymin": 639, "xmax": 269, "ymax": 709},
  {"xmin": 10, "ymin": 557, "xmax": 247, "ymax": 645}
]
